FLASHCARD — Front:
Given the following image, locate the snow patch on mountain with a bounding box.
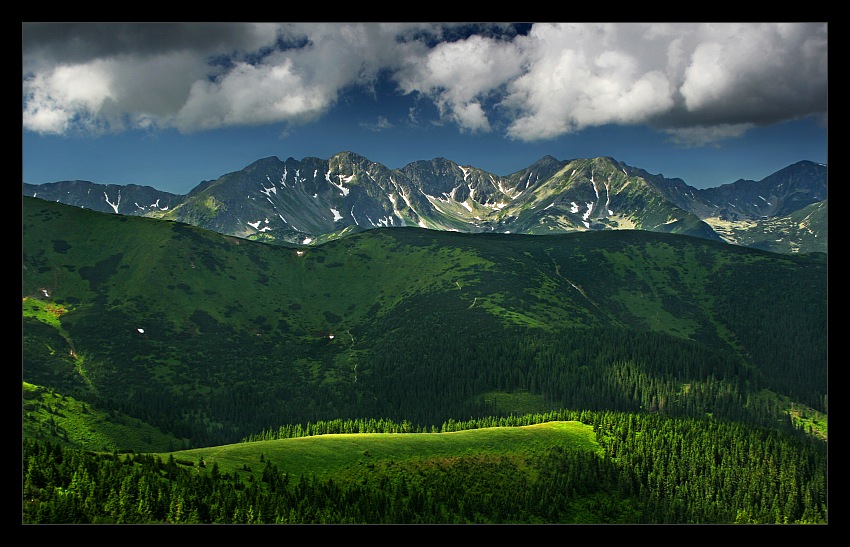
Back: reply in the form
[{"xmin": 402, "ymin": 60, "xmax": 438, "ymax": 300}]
[
  {"xmin": 326, "ymin": 170, "xmax": 351, "ymax": 196},
  {"xmin": 104, "ymin": 191, "xmax": 120, "ymax": 214},
  {"xmin": 248, "ymin": 218, "xmax": 271, "ymax": 232},
  {"xmin": 583, "ymin": 202, "xmax": 593, "ymax": 222},
  {"xmin": 260, "ymin": 183, "xmax": 277, "ymax": 197}
]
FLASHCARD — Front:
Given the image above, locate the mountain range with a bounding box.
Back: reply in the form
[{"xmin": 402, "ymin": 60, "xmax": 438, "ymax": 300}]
[{"xmin": 23, "ymin": 153, "xmax": 827, "ymax": 254}]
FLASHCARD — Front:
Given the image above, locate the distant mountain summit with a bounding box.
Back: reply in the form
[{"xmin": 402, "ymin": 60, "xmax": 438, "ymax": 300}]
[
  {"xmin": 23, "ymin": 154, "xmax": 827, "ymax": 254},
  {"xmin": 22, "ymin": 180, "xmax": 183, "ymax": 215}
]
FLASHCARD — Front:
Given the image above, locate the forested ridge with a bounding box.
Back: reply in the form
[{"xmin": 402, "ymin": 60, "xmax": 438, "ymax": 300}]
[{"xmin": 23, "ymin": 410, "xmax": 827, "ymax": 524}]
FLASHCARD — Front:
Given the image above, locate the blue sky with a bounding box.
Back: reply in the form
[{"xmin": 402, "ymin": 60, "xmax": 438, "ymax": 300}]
[{"xmin": 22, "ymin": 23, "xmax": 827, "ymax": 194}]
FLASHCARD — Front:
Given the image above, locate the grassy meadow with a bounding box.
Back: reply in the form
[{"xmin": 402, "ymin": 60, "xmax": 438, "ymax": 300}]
[{"xmin": 154, "ymin": 420, "xmax": 600, "ymax": 487}]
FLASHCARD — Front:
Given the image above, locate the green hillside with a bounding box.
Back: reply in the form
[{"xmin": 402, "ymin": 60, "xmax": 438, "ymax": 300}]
[
  {"xmin": 23, "ymin": 381, "xmax": 184, "ymax": 452},
  {"xmin": 22, "ymin": 195, "xmax": 827, "ymax": 449}
]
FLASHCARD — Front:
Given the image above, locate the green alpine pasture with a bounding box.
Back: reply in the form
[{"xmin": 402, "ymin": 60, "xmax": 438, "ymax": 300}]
[{"xmin": 158, "ymin": 420, "xmax": 598, "ymax": 487}]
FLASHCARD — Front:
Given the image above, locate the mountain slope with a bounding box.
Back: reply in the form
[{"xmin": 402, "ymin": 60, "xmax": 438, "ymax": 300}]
[
  {"xmin": 22, "ymin": 196, "xmax": 827, "ymax": 449},
  {"xmin": 703, "ymin": 199, "xmax": 828, "ymax": 253},
  {"xmin": 22, "ymin": 180, "xmax": 182, "ymax": 215}
]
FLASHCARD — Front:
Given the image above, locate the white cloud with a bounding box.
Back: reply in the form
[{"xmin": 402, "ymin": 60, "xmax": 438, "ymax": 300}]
[
  {"xmin": 22, "ymin": 22, "xmax": 827, "ymax": 147},
  {"xmin": 23, "ymin": 60, "xmax": 116, "ymax": 134},
  {"xmin": 176, "ymin": 58, "xmax": 331, "ymax": 131},
  {"xmin": 394, "ymin": 33, "xmax": 525, "ymax": 133},
  {"xmin": 501, "ymin": 34, "xmax": 675, "ymax": 139}
]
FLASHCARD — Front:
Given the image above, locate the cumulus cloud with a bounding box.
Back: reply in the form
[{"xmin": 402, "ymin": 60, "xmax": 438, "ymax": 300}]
[
  {"xmin": 501, "ymin": 23, "xmax": 677, "ymax": 139},
  {"xmin": 22, "ymin": 22, "xmax": 827, "ymax": 147},
  {"xmin": 393, "ymin": 33, "xmax": 526, "ymax": 133},
  {"xmin": 23, "ymin": 61, "xmax": 115, "ymax": 134}
]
